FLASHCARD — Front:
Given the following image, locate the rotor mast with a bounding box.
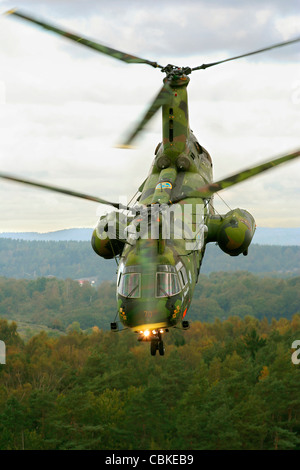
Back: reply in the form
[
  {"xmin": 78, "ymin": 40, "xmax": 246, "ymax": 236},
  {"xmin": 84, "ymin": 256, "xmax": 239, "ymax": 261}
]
[{"xmin": 161, "ymin": 66, "xmax": 191, "ymax": 158}]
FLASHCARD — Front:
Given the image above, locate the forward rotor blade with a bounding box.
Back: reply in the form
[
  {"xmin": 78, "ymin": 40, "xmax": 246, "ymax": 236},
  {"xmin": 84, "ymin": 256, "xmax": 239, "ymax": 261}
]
[
  {"xmin": 0, "ymin": 172, "xmax": 129, "ymax": 210},
  {"xmin": 4, "ymin": 9, "xmax": 162, "ymax": 69},
  {"xmin": 192, "ymin": 37, "xmax": 300, "ymax": 71},
  {"xmin": 174, "ymin": 149, "xmax": 300, "ymax": 200},
  {"xmin": 116, "ymin": 80, "xmax": 174, "ymax": 148}
]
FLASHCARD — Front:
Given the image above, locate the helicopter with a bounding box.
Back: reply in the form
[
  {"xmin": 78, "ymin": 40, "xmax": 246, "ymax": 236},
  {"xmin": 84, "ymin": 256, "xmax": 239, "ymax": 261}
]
[{"xmin": 1, "ymin": 9, "xmax": 300, "ymax": 356}]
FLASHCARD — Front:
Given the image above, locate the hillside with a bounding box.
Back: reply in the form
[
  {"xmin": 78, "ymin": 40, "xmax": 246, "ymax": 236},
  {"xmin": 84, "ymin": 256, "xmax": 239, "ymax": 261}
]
[
  {"xmin": 0, "ymin": 228, "xmax": 92, "ymax": 242},
  {"xmin": 0, "ymin": 273, "xmax": 299, "ymax": 334},
  {"xmin": 0, "ymin": 239, "xmax": 299, "ymax": 281},
  {"xmin": 0, "ymin": 238, "xmax": 116, "ymax": 283}
]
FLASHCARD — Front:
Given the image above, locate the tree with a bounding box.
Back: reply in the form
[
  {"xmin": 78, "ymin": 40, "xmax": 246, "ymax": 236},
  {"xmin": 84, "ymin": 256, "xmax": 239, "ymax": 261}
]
[{"xmin": 243, "ymin": 329, "xmax": 266, "ymax": 360}]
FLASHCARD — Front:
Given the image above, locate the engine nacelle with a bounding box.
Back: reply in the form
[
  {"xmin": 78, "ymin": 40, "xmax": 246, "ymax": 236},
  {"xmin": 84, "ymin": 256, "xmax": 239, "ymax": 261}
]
[
  {"xmin": 91, "ymin": 211, "xmax": 130, "ymax": 259},
  {"xmin": 207, "ymin": 209, "xmax": 256, "ymax": 256}
]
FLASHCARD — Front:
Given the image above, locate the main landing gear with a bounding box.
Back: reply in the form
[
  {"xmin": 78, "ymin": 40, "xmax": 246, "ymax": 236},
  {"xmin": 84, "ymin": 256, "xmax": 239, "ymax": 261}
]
[
  {"xmin": 138, "ymin": 329, "xmax": 167, "ymax": 356},
  {"xmin": 150, "ymin": 337, "xmax": 165, "ymax": 356}
]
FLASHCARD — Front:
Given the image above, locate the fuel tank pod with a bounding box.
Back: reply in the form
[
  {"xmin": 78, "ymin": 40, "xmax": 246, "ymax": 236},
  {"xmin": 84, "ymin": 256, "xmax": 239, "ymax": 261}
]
[
  {"xmin": 214, "ymin": 208, "xmax": 256, "ymax": 256},
  {"xmin": 91, "ymin": 211, "xmax": 129, "ymax": 259}
]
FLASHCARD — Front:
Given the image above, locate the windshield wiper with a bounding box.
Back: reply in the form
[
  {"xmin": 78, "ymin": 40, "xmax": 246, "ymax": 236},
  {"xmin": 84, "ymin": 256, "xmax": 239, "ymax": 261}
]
[
  {"xmin": 159, "ymin": 287, "xmax": 170, "ymax": 298},
  {"xmin": 126, "ymin": 284, "xmax": 139, "ymax": 298}
]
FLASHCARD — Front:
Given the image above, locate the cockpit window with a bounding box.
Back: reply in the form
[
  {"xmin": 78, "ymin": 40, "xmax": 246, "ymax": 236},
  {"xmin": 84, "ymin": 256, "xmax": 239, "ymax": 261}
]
[
  {"xmin": 179, "ymin": 266, "xmax": 188, "ymax": 287},
  {"xmin": 156, "ymin": 272, "xmax": 181, "ymax": 298},
  {"xmin": 118, "ymin": 273, "xmax": 141, "ymax": 298}
]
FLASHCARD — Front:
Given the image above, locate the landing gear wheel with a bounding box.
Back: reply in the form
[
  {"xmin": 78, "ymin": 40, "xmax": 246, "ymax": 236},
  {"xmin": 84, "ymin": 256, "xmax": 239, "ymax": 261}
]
[
  {"xmin": 150, "ymin": 340, "xmax": 157, "ymax": 356},
  {"xmin": 158, "ymin": 341, "xmax": 165, "ymax": 356}
]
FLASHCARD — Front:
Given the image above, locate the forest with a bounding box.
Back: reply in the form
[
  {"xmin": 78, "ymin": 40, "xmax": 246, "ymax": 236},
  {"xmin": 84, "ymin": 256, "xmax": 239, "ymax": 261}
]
[
  {"xmin": 0, "ymin": 315, "xmax": 299, "ymax": 450},
  {"xmin": 0, "ymin": 239, "xmax": 299, "ymax": 450},
  {"xmin": 0, "ymin": 273, "xmax": 299, "ymax": 335}
]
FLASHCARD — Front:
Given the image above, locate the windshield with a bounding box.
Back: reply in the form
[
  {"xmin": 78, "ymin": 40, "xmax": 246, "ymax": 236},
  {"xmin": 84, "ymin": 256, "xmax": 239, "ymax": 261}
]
[
  {"xmin": 156, "ymin": 272, "xmax": 181, "ymax": 298},
  {"xmin": 118, "ymin": 273, "xmax": 141, "ymax": 298}
]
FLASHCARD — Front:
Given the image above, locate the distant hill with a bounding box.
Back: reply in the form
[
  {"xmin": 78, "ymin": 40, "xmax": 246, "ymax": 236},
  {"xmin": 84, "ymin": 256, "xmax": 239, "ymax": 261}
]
[
  {"xmin": 0, "ymin": 238, "xmax": 116, "ymax": 284},
  {"xmin": 201, "ymin": 243, "xmax": 300, "ymax": 277},
  {"xmin": 0, "ymin": 226, "xmax": 299, "ymax": 245},
  {"xmin": 0, "ymin": 228, "xmax": 92, "ymax": 242},
  {"xmin": 0, "ymin": 227, "xmax": 300, "ymax": 246},
  {"xmin": 0, "ymin": 238, "xmax": 299, "ymax": 281},
  {"xmin": 252, "ymin": 227, "xmax": 300, "ymax": 246}
]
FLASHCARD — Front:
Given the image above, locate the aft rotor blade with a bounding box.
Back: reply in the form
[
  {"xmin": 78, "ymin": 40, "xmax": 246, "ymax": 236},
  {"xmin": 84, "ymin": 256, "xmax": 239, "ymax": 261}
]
[
  {"xmin": 0, "ymin": 172, "xmax": 129, "ymax": 210},
  {"xmin": 192, "ymin": 37, "xmax": 300, "ymax": 71},
  {"xmin": 4, "ymin": 9, "xmax": 162, "ymax": 69},
  {"xmin": 174, "ymin": 149, "xmax": 300, "ymax": 200},
  {"xmin": 116, "ymin": 80, "xmax": 174, "ymax": 148}
]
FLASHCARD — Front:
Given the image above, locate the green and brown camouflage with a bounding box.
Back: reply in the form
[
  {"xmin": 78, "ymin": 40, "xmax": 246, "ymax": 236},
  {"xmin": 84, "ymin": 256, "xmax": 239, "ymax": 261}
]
[
  {"xmin": 111, "ymin": 68, "xmax": 215, "ymax": 331},
  {"xmin": 116, "ymin": 219, "xmax": 196, "ymax": 332},
  {"xmin": 207, "ymin": 209, "xmax": 256, "ymax": 256},
  {"xmin": 2, "ymin": 9, "xmax": 300, "ymax": 353},
  {"xmin": 162, "ymin": 74, "xmax": 190, "ymax": 157}
]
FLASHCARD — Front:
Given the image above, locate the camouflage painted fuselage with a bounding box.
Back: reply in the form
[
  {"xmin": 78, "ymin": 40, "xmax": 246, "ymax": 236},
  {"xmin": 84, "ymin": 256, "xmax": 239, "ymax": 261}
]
[
  {"xmin": 116, "ymin": 75, "xmax": 214, "ymax": 331},
  {"xmin": 92, "ymin": 73, "xmax": 255, "ymax": 332}
]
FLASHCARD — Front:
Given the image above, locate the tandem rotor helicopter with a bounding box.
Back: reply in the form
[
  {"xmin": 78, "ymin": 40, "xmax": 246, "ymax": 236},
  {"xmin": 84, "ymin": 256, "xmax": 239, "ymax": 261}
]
[{"xmin": 1, "ymin": 9, "xmax": 300, "ymax": 355}]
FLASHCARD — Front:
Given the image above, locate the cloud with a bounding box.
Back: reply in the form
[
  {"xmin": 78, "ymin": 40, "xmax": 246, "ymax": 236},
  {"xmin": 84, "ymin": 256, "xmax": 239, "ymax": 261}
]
[
  {"xmin": 0, "ymin": 0, "xmax": 299, "ymax": 231},
  {"xmin": 1, "ymin": 0, "xmax": 299, "ymax": 59}
]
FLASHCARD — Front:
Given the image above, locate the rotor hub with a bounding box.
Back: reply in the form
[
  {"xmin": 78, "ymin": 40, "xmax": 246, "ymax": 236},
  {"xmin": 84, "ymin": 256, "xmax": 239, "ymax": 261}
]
[{"xmin": 162, "ymin": 64, "xmax": 192, "ymax": 84}]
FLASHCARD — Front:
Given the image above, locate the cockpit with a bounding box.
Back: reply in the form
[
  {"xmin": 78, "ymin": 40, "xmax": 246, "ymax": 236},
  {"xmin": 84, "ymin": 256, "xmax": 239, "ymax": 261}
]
[{"xmin": 117, "ymin": 264, "xmax": 187, "ymax": 299}]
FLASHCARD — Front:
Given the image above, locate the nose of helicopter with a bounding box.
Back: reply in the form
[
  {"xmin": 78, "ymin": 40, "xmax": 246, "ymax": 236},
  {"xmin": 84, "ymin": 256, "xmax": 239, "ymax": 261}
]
[
  {"xmin": 117, "ymin": 295, "xmax": 182, "ymax": 332},
  {"xmin": 116, "ymin": 258, "xmax": 184, "ymax": 331}
]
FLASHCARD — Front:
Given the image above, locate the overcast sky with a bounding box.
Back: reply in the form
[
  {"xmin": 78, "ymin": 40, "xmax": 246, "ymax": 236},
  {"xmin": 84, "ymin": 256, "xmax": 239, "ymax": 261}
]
[{"xmin": 0, "ymin": 0, "xmax": 299, "ymax": 232}]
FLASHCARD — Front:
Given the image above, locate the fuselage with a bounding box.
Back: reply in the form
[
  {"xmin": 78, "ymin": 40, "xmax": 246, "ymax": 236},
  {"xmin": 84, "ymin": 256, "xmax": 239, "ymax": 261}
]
[
  {"xmin": 92, "ymin": 71, "xmax": 255, "ymax": 335},
  {"xmin": 116, "ymin": 73, "xmax": 214, "ymax": 332}
]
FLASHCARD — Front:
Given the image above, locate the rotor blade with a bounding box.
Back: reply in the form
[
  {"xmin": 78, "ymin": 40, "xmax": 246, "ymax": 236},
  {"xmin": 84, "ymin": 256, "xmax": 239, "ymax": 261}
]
[
  {"xmin": 173, "ymin": 149, "xmax": 300, "ymax": 200},
  {"xmin": 4, "ymin": 9, "xmax": 162, "ymax": 69},
  {"xmin": 116, "ymin": 80, "xmax": 174, "ymax": 148},
  {"xmin": 192, "ymin": 37, "xmax": 300, "ymax": 71},
  {"xmin": 0, "ymin": 172, "xmax": 129, "ymax": 210}
]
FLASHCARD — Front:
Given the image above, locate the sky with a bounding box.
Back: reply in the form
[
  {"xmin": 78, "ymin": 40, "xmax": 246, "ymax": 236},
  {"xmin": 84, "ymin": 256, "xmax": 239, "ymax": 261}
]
[{"xmin": 0, "ymin": 0, "xmax": 299, "ymax": 232}]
